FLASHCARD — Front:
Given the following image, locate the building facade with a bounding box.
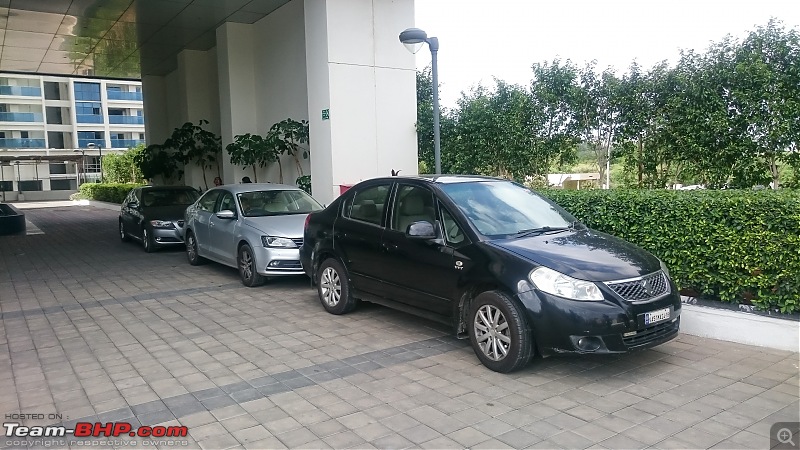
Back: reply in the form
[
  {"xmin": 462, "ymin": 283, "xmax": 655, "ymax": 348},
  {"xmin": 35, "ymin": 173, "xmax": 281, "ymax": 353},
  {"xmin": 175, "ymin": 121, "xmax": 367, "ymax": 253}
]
[{"xmin": 0, "ymin": 73, "xmax": 145, "ymax": 201}]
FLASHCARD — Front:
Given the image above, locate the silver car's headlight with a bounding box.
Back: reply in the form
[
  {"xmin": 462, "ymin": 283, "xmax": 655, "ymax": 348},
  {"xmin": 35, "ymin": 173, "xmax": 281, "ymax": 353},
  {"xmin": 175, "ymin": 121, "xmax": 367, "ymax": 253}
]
[
  {"xmin": 529, "ymin": 267, "xmax": 604, "ymax": 301},
  {"xmin": 660, "ymin": 260, "xmax": 671, "ymax": 279},
  {"xmin": 149, "ymin": 220, "xmax": 175, "ymax": 229},
  {"xmin": 262, "ymin": 236, "xmax": 297, "ymax": 248}
]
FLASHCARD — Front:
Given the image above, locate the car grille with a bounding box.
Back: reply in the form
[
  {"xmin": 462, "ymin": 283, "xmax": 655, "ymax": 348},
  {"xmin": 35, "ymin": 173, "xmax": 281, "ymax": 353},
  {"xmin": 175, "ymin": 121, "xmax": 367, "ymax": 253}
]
[
  {"xmin": 604, "ymin": 271, "xmax": 669, "ymax": 302},
  {"xmin": 623, "ymin": 319, "xmax": 679, "ymax": 347},
  {"xmin": 291, "ymin": 238, "xmax": 303, "ymax": 247}
]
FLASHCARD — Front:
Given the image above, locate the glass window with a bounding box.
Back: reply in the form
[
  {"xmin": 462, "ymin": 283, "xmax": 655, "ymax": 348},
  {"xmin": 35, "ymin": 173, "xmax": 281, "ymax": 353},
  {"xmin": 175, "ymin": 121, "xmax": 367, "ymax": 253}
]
[
  {"xmin": 50, "ymin": 179, "xmax": 76, "ymax": 191},
  {"xmin": 440, "ymin": 181, "xmax": 576, "ymax": 238},
  {"xmin": 19, "ymin": 180, "xmax": 43, "ymax": 191},
  {"xmin": 237, "ymin": 189, "xmax": 322, "ymax": 217},
  {"xmin": 391, "ymin": 185, "xmax": 436, "ymax": 232},
  {"xmin": 197, "ymin": 190, "xmax": 221, "ymax": 212},
  {"xmin": 346, "ymin": 184, "xmax": 390, "ymax": 226},
  {"xmin": 74, "ymin": 82, "xmax": 101, "ymax": 101},
  {"xmin": 0, "ymin": 181, "xmax": 12, "ymax": 191},
  {"xmin": 440, "ymin": 206, "xmax": 466, "ymax": 246},
  {"xmin": 141, "ymin": 189, "xmax": 199, "ymax": 207},
  {"xmin": 217, "ymin": 192, "xmax": 236, "ymax": 213},
  {"xmin": 49, "ymin": 163, "xmax": 67, "ymax": 175}
]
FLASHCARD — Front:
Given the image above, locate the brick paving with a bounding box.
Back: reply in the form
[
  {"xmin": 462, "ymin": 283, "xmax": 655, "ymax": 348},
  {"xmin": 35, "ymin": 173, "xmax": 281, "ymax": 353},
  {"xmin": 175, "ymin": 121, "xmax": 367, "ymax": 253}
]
[{"xmin": 0, "ymin": 203, "xmax": 798, "ymax": 449}]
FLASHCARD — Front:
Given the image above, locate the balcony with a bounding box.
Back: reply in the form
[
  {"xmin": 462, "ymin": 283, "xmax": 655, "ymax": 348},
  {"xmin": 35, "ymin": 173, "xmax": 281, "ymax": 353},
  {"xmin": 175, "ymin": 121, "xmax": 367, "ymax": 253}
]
[
  {"xmin": 110, "ymin": 139, "xmax": 145, "ymax": 148},
  {"xmin": 78, "ymin": 139, "xmax": 106, "ymax": 148},
  {"xmin": 0, "ymin": 138, "xmax": 46, "ymax": 148},
  {"xmin": 76, "ymin": 114, "xmax": 104, "ymax": 124},
  {"xmin": 0, "ymin": 86, "xmax": 42, "ymax": 97},
  {"xmin": 0, "ymin": 112, "xmax": 44, "ymax": 122},
  {"xmin": 106, "ymin": 91, "xmax": 143, "ymax": 101},
  {"xmin": 108, "ymin": 115, "xmax": 144, "ymax": 125}
]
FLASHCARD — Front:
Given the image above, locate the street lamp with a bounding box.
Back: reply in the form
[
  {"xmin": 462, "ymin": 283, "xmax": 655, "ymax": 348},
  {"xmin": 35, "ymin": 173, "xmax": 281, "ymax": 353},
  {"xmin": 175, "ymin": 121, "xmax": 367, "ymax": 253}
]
[
  {"xmin": 87, "ymin": 142, "xmax": 103, "ymax": 183},
  {"xmin": 399, "ymin": 27, "xmax": 441, "ymax": 175}
]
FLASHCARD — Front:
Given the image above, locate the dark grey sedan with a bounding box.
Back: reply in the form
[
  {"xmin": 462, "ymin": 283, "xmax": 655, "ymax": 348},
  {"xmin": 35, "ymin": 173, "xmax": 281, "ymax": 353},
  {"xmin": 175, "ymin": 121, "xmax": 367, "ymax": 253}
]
[{"xmin": 119, "ymin": 186, "xmax": 200, "ymax": 252}]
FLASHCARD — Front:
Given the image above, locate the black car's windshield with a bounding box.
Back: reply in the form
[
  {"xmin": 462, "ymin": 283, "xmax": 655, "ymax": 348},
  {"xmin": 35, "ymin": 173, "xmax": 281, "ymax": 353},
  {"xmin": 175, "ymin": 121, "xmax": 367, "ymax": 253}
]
[
  {"xmin": 440, "ymin": 181, "xmax": 577, "ymax": 238},
  {"xmin": 238, "ymin": 189, "xmax": 323, "ymax": 217},
  {"xmin": 142, "ymin": 189, "xmax": 199, "ymax": 207}
]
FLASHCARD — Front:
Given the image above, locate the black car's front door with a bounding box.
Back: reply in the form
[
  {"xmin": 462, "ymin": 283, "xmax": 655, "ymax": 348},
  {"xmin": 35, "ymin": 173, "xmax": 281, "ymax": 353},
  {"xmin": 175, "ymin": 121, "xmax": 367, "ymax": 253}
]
[
  {"xmin": 376, "ymin": 184, "xmax": 462, "ymax": 315},
  {"xmin": 334, "ymin": 183, "xmax": 391, "ymax": 297}
]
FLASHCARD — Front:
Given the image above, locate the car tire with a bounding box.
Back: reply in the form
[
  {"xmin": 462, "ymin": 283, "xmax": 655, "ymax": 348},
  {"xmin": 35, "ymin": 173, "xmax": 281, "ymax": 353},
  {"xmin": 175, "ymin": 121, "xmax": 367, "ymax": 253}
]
[
  {"xmin": 238, "ymin": 244, "xmax": 266, "ymax": 287},
  {"xmin": 317, "ymin": 258, "xmax": 357, "ymax": 314},
  {"xmin": 142, "ymin": 227, "xmax": 156, "ymax": 253},
  {"xmin": 119, "ymin": 220, "xmax": 129, "ymax": 242},
  {"xmin": 185, "ymin": 231, "xmax": 205, "ymax": 265},
  {"xmin": 468, "ymin": 290, "xmax": 533, "ymax": 373}
]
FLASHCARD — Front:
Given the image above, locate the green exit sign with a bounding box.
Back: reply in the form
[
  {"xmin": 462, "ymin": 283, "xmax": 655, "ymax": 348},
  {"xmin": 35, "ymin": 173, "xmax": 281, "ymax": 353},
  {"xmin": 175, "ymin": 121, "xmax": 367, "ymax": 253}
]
[{"xmin": 321, "ymin": 109, "xmax": 330, "ymax": 120}]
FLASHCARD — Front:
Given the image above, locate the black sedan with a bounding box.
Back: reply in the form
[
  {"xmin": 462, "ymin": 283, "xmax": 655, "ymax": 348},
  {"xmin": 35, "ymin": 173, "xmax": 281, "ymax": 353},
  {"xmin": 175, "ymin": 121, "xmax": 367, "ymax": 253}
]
[
  {"xmin": 300, "ymin": 176, "xmax": 680, "ymax": 373},
  {"xmin": 119, "ymin": 186, "xmax": 200, "ymax": 252}
]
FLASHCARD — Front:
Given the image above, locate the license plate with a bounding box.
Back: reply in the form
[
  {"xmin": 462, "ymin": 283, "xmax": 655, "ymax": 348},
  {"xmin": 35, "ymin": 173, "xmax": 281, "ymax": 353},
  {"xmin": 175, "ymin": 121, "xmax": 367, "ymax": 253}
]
[{"xmin": 644, "ymin": 307, "xmax": 671, "ymax": 325}]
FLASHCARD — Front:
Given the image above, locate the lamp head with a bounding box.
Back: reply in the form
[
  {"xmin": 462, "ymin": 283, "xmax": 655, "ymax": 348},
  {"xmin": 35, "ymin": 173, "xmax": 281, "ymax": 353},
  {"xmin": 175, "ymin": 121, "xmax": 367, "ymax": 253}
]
[{"xmin": 399, "ymin": 27, "xmax": 428, "ymax": 54}]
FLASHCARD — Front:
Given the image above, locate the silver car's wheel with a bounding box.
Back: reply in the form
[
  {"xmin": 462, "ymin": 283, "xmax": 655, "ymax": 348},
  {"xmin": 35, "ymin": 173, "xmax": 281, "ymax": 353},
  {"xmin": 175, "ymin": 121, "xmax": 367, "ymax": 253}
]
[
  {"xmin": 474, "ymin": 304, "xmax": 511, "ymax": 361},
  {"xmin": 468, "ymin": 290, "xmax": 533, "ymax": 373},
  {"xmin": 186, "ymin": 231, "xmax": 205, "ymax": 265},
  {"xmin": 320, "ymin": 267, "xmax": 341, "ymax": 307},
  {"xmin": 238, "ymin": 244, "xmax": 265, "ymax": 287},
  {"xmin": 316, "ymin": 258, "xmax": 357, "ymax": 314}
]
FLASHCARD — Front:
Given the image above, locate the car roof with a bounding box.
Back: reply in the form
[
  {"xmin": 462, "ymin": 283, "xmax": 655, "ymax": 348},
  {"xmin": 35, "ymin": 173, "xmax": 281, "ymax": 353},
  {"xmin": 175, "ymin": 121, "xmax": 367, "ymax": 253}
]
[
  {"xmin": 140, "ymin": 185, "xmax": 197, "ymax": 191},
  {"xmin": 213, "ymin": 183, "xmax": 303, "ymax": 194},
  {"xmin": 364, "ymin": 174, "xmax": 506, "ymax": 185}
]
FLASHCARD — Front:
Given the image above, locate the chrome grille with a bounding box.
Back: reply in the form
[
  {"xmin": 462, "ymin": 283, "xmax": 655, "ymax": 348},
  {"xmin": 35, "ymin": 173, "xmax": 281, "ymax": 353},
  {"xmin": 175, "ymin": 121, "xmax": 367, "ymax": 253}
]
[
  {"xmin": 291, "ymin": 238, "xmax": 303, "ymax": 247},
  {"xmin": 605, "ymin": 271, "xmax": 669, "ymax": 302}
]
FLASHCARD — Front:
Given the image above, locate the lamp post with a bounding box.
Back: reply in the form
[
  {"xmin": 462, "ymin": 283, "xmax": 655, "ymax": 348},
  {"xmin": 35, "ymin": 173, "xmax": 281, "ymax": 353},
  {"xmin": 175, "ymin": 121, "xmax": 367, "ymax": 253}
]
[
  {"xmin": 399, "ymin": 27, "xmax": 441, "ymax": 175},
  {"xmin": 87, "ymin": 142, "xmax": 103, "ymax": 183}
]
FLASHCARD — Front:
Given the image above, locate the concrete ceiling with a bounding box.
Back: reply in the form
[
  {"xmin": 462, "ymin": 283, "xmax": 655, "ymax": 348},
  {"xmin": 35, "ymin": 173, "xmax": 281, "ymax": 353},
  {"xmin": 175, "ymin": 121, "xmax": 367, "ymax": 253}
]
[{"xmin": 0, "ymin": 0, "xmax": 289, "ymax": 79}]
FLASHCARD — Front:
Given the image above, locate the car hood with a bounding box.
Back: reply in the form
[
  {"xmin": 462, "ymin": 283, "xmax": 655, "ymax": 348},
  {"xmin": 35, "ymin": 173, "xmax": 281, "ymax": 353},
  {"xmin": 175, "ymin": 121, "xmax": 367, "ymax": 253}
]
[
  {"xmin": 243, "ymin": 213, "xmax": 307, "ymax": 238},
  {"xmin": 142, "ymin": 205, "xmax": 190, "ymax": 221},
  {"xmin": 490, "ymin": 229, "xmax": 660, "ymax": 281}
]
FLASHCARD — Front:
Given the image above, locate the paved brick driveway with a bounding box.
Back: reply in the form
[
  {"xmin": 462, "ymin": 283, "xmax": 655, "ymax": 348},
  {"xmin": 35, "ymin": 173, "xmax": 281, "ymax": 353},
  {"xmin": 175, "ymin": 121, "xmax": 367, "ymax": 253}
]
[{"xmin": 1, "ymin": 203, "xmax": 797, "ymax": 449}]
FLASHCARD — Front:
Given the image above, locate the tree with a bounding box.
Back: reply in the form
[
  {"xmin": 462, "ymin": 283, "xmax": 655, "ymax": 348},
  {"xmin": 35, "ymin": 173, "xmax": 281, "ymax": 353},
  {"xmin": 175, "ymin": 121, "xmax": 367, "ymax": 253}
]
[
  {"xmin": 103, "ymin": 144, "xmax": 145, "ymax": 184},
  {"xmin": 134, "ymin": 144, "xmax": 182, "ymax": 184},
  {"xmin": 164, "ymin": 120, "xmax": 222, "ymax": 190},
  {"xmin": 226, "ymin": 134, "xmax": 275, "ymax": 183},
  {"xmin": 266, "ymin": 118, "xmax": 310, "ymax": 180}
]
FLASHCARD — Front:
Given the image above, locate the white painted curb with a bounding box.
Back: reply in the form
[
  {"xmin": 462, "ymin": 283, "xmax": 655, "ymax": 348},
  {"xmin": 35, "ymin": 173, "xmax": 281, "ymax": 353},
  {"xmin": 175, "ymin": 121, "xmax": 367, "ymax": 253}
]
[{"xmin": 681, "ymin": 304, "xmax": 799, "ymax": 352}]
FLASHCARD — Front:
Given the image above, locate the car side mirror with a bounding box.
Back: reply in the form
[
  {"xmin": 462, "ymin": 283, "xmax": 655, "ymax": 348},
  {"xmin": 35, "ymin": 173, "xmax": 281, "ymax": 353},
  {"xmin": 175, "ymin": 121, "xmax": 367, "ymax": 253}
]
[
  {"xmin": 127, "ymin": 201, "xmax": 137, "ymax": 208},
  {"xmin": 216, "ymin": 210, "xmax": 236, "ymax": 219},
  {"xmin": 406, "ymin": 221, "xmax": 436, "ymax": 239}
]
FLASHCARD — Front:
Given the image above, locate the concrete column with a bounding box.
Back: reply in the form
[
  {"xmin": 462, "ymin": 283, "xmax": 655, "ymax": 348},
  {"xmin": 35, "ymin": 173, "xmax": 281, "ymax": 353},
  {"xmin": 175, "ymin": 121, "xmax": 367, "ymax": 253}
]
[
  {"xmin": 304, "ymin": 0, "xmax": 418, "ymax": 204},
  {"xmin": 217, "ymin": 22, "xmax": 258, "ymax": 186},
  {"xmin": 141, "ymin": 75, "xmax": 171, "ymax": 146}
]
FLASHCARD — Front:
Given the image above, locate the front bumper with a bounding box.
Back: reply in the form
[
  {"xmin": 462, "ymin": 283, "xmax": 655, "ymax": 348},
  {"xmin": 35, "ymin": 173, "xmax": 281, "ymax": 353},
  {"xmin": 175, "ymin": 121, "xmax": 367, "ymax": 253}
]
[
  {"xmin": 151, "ymin": 226, "xmax": 185, "ymax": 246},
  {"xmin": 517, "ymin": 286, "xmax": 681, "ymax": 355},
  {"xmin": 252, "ymin": 245, "xmax": 305, "ymax": 276}
]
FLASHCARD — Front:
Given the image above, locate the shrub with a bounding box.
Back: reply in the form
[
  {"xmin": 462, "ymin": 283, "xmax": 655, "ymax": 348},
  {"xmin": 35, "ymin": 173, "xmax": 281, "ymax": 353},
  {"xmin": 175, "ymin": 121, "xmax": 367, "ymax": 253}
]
[
  {"xmin": 78, "ymin": 183, "xmax": 142, "ymax": 204},
  {"xmin": 538, "ymin": 189, "xmax": 800, "ymax": 313}
]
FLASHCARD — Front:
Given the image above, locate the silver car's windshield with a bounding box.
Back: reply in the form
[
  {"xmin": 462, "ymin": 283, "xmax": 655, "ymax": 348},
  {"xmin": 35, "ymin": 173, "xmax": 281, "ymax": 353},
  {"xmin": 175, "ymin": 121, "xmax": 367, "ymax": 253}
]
[
  {"xmin": 439, "ymin": 181, "xmax": 576, "ymax": 238},
  {"xmin": 237, "ymin": 189, "xmax": 323, "ymax": 217}
]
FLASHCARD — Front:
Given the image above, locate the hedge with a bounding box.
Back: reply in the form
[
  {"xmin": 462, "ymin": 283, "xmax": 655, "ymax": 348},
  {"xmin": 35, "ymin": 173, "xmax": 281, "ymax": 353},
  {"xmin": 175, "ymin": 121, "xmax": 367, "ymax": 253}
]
[
  {"xmin": 77, "ymin": 183, "xmax": 142, "ymax": 204},
  {"xmin": 538, "ymin": 189, "xmax": 800, "ymax": 313}
]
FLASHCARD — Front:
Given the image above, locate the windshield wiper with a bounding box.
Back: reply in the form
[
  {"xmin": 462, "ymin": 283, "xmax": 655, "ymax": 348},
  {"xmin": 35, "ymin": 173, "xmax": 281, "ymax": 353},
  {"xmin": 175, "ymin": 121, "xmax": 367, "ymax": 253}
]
[{"xmin": 511, "ymin": 226, "xmax": 570, "ymax": 238}]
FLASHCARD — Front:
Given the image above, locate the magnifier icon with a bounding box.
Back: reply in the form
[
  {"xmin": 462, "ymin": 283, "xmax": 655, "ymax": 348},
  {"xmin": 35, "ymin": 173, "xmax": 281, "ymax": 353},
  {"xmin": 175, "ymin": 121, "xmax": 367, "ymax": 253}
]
[{"xmin": 778, "ymin": 428, "xmax": 796, "ymax": 446}]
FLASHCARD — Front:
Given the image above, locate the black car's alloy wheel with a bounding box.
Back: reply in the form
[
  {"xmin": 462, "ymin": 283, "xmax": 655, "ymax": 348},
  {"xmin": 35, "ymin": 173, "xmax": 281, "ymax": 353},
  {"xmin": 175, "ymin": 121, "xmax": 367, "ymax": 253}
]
[
  {"xmin": 238, "ymin": 244, "xmax": 266, "ymax": 287},
  {"xmin": 119, "ymin": 220, "xmax": 129, "ymax": 242},
  {"xmin": 317, "ymin": 258, "xmax": 357, "ymax": 314},
  {"xmin": 186, "ymin": 231, "xmax": 205, "ymax": 265},
  {"xmin": 142, "ymin": 227, "xmax": 155, "ymax": 253},
  {"xmin": 468, "ymin": 290, "xmax": 533, "ymax": 373}
]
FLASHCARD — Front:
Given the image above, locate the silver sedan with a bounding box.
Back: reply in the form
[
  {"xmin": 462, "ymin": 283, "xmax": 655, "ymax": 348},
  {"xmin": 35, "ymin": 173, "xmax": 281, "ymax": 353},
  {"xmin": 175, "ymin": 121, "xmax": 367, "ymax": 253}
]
[{"xmin": 184, "ymin": 183, "xmax": 323, "ymax": 286}]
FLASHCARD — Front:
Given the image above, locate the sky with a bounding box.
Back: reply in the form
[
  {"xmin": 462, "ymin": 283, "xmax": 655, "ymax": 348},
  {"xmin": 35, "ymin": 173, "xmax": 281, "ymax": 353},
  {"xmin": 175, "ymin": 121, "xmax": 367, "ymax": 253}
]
[{"xmin": 414, "ymin": 0, "xmax": 800, "ymax": 106}]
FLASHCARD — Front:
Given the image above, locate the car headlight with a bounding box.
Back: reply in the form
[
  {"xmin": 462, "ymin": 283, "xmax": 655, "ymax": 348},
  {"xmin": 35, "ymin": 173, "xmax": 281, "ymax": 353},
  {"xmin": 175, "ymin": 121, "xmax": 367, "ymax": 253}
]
[
  {"xmin": 149, "ymin": 220, "xmax": 175, "ymax": 229},
  {"xmin": 660, "ymin": 260, "xmax": 671, "ymax": 279},
  {"xmin": 261, "ymin": 236, "xmax": 297, "ymax": 248},
  {"xmin": 529, "ymin": 267, "xmax": 604, "ymax": 301}
]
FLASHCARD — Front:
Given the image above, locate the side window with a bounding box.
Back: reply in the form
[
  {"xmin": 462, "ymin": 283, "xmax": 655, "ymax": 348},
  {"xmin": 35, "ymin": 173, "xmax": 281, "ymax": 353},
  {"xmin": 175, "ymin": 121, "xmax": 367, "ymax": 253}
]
[
  {"xmin": 346, "ymin": 184, "xmax": 390, "ymax": 226},
  {"xmin": 391, "ymin": 185, "xmax": 436, "ymax": 233},
  {"xmin": 198, "ymin": 190, "xmax": 221, "ymax": 212},
  {"xmin": 217, "ymin": 192, "xmax": 235, "ymax": 213},
  {"xmin": 440, "ymin": 205, "xmax": 467, "ymax": 246}
]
